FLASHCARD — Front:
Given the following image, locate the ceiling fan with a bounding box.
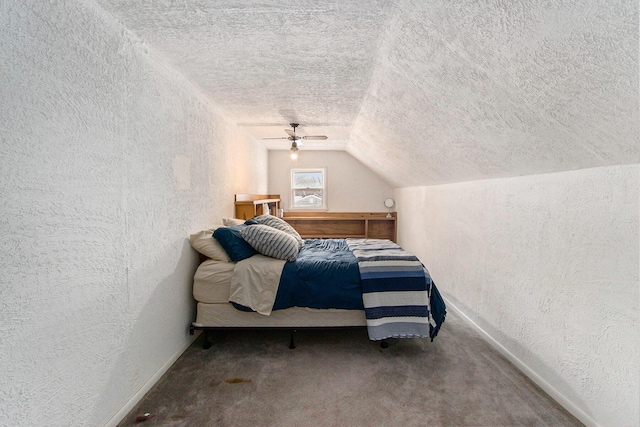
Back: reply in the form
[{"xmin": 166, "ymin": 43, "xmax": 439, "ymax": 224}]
[{"xmin": 262, "ymin": 123, "xmax": 328, "ymax": 160}]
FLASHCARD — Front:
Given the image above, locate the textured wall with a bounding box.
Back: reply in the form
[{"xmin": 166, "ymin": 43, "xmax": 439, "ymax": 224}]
[
  {"xmin": 395, "ymin": 165, "xmax": 639, "ymax": 427},
  {"xmin": 0, "ymin": 0, "xmax": 267, "ymax": 426},
  {"xmin": 268, "ymin": 150, "xmax": 394, "ymax": 212}
]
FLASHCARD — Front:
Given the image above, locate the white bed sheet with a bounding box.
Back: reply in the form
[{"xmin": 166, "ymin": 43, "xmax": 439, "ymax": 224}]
[
  {"xmin": 192, "ymin": 259, "xmax": 235, "ymax": 303},
  {"xmin": 229, "ymin": 254, "xmax": 286, "ymax": 315}
]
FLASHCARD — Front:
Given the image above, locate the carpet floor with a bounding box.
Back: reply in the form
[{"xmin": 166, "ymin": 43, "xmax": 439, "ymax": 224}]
[{"xmin": 117, "ymin": 311, "xmax": 583, "ymax": 427}]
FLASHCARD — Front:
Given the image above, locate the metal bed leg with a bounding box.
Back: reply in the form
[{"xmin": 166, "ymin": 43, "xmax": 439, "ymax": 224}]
[
  {"xmin": 380, "ymin": 340, "xmax": 389, "ymax": 349},
  {"xmin": 289, "ymin": 329, "xmax": 296, "ymax": 349}
]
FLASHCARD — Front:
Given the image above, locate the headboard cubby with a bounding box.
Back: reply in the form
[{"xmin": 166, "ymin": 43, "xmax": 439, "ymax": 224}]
[{"xmin": 234, "ymin": 194, "xmax": 281, "ymax": 220}]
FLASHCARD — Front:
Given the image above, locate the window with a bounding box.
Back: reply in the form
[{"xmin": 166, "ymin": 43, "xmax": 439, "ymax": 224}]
[{"xmin": 291, "ymin": 168, "xmax": 326, "ymax": 210}]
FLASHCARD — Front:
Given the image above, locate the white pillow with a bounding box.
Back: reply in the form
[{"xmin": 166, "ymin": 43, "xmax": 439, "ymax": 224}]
[
  {"xmin": 240, "ymin": 224, "xmax": 300, "ymax": 262},
  {"xmin": 250, "ymin": 215, "xmax": 304, "ymax": 247},
  {"xmin": 222, "ymin": 217, "xmax": 246, "ymax": 226},
  {"xmin": 188, "ymin": 228, "xmax": 232, "ymax": 262}
]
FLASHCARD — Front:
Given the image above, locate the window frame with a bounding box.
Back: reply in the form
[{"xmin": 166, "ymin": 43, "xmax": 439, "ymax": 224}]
[{"xmin": 290, "ymin": 168, "xmax": 327, "ymax": 211}]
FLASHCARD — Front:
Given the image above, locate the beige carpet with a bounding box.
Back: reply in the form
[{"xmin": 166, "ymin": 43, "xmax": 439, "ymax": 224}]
[{"xmin": 117, "ymin": 311, "xmax": 583, "ymax": 426}]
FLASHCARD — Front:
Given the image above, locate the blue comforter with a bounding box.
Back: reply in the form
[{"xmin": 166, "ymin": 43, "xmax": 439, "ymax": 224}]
[{"xmin": 273, "ymin": 239, "xmax": 364, "ymax": 310}]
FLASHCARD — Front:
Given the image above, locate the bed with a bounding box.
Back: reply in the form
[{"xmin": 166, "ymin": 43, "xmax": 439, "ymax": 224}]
[{"xmin": 189, "ymin": 214, "xmax": 446, "ymax": 349}]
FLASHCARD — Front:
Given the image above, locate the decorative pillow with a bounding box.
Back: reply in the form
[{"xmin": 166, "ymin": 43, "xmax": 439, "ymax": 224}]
[
  {"xmin": 240, "ymin": 224, "xmax": 300, "ymax": 262},
  {"xmin": 222, "ymin": 217, "xmax": 246, "ymax": 226},
  {"xmin": 188, "ymin": 227, "xmax": 231, "ymax": 262},
  {"xmin": 250, "ymin": 215, "xmax": 304, "ymax": 247},
  {"xmin": 213, "ymin": 225, "xmax": 257, "ymax": 262}
]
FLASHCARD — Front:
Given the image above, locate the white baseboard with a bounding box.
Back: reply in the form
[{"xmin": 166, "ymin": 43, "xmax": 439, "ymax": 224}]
[
  {"xmin": 104, "ymin": 331, "xmax": 200, "ymax": 427},
  {"xmin": 443, "ymin": 297, "xmax": 598, "ymax": 427}
]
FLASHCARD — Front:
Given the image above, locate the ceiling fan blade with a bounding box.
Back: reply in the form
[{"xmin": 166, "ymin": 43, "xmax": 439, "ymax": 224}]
[
  {"xmin": 285, "ymin": 129, "xmax": 296, "ymax": 137},
  {"xmin": 301, "ymin": 135, "xmax": 328, "ymax": 140},
  {"xmin": 262, "ymin": 137, "xmax": 289, "ymax": 140}
]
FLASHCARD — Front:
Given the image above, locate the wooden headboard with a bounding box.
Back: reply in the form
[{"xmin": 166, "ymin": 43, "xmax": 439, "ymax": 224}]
[
  {"xmin": 234, "ymin": 194, "xmax": 281, "ymax": 220},
  {"xmin": 283, "ymin": 212, "xmax": 397, "ymax": 242},
  {"xmin": 233, "ymin": 194, "xmax": 396, "ymax": 242}
]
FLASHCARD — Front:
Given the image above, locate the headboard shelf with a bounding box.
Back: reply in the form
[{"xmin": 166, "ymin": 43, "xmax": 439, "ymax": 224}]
[{"xmin": 283, "ymin": 212, "xmax": 397, "ymax": 242}]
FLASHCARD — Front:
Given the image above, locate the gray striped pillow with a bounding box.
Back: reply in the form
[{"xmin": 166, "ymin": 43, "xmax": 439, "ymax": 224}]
[
  {"xmin": 250, "ymin": 215, "xmax": 304, "ymax": 247},
  {"xmin": 240, "ymin": 224, "xmax": 300, "ymax": 262}
]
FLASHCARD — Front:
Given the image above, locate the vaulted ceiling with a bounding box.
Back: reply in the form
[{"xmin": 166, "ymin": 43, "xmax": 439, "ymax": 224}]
[{"xmin": 93, "ymin": 0, "xmax": 638, "ymax": 187}]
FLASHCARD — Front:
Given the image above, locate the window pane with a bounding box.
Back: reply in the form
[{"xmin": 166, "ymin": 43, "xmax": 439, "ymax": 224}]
[
  {"xmin": 293, "ymin": 189, "xmax": 323, "ymax": 208},
  {"xmin": 291, "ymin": 168, "xmax": 326, "ymax": 210},
  {"xmin": 292, "ymin": 171, "xmax": 323, "ymax": 189}
]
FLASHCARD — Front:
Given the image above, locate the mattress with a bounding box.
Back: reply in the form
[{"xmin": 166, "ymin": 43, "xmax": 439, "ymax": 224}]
[
  {"xmin": 194, "ymin": 302, "xmax": 366, "ymax": 328},
  {"xmin": 192, "ymin": 259, "xmax": 234, "ymax": 303},
  {"xmin": 193, "ymin": 257, "xmax": 367, "ymax": 328}
]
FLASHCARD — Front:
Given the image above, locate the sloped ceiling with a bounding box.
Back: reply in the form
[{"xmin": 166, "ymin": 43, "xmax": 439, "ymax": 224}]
[{"xmin": 93, "ymin": 0, "xmax": 638, "ymax": 187}]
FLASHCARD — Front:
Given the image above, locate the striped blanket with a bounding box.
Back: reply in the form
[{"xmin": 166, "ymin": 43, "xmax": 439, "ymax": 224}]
[{"xmin": 346, "ymin": 238, "xmax": 443, "ymax": 341}]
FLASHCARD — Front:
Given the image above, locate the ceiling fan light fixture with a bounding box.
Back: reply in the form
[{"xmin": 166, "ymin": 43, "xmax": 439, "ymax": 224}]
[
  {"xmin": 290, "ymin": 142, "xmax": 299, "ymax": 161},
  {"xmin": 261, "ymin": 122, "xmax": 328, "ymax": 151}
]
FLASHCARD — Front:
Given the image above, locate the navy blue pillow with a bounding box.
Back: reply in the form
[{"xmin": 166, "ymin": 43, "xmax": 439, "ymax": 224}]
[{"xmin": 213, "ymin": 225, "xmax": 257, "ymax": 262}]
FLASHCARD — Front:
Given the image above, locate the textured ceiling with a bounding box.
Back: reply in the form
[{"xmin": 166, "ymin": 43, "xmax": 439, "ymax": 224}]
[{"xmin": 93, "ymin": 0, "xmax": 638, "ymax": 187}]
